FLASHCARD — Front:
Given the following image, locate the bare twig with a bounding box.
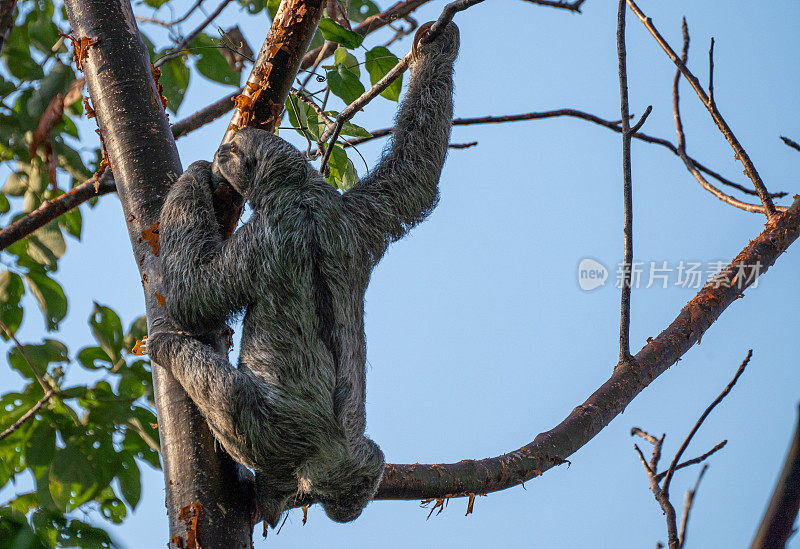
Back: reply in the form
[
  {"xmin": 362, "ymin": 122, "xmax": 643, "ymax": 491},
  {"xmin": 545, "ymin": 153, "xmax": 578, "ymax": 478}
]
[
  {"xmin": 630, "ymin": 105, "xmax": 652, "ymax": 135},
  {"xmin": 670, "ymin": 21, "xmax": 777, "ymax": 215},
  {"xmin": 519, "ymin": 0, "xmax": 586, "ymax": 12},
  {"xmin": 625, "ymin": 0, "xmax": 777, "ymax": 217},
  {"xmin": 662, "ymin": 350, "xmax": 752, "ymax": 496},
  {"xmin": 319, "ymin": 0, "xmax": 485, "ymax": 174},
  {"xmin": 780, "ymin": 136, "xmax": 800, "ymax": 152},
  {"xmin": 0, "ymin": 389, "xmax": 56, "ymax": 441},
  {"xmin": 654, "ymin": 440, "xmax": 726, "ymax": 482},
  {"xmin": 448, "ymin": 141, "xmax": 478, "ymax": 149},
  {"xmin": 707, "ymin": 38, "xmax": 715, "ymax": 106},
  {"xmin": 155, "ymin": 0, "xmax": 236, "ymax": 67},
  {"xmin": 0, "ymin": 320, "xmax": 51, "ymax": 394},
  {"xmin": 678, "ymin": 464, "xmax": 708, "ymax": 547},
  {"xmin": 751, "ymin": 405, "xmax": 800, "ymax": 549},
  {"xmin": 617, "ymin": 0, "xmax": 634, "ymax": 365},
  {"xmin": 337, "ymin": 110, "xmax": 787, "ymax": 202}
]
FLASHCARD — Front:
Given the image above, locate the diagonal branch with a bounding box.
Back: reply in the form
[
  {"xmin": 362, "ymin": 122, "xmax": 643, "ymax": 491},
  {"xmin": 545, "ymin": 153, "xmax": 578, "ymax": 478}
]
[
  {"xmin": 625, "ymin": 0, "xmax": 776, "ymax": 217},
  {"xmin": 154, "ymin": 0, "xmax": 237, "ymax": 67},
  {"xmin": 662, "ymin": 350, "xmax": 751, "ymax": 497},
  {"xmin": 0, "ymin": 389, "xmax": 56, "ymax": 441}
]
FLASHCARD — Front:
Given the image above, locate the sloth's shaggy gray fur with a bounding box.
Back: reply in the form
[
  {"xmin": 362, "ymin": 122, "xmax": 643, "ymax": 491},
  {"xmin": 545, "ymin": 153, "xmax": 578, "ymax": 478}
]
[{"xmin": 147, "ymin": 23, "xmax": 459, "ymax": 527}]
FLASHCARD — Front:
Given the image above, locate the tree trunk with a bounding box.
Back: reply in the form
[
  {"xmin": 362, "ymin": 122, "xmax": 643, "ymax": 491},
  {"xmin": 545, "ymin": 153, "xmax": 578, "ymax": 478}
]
[{"xmin": 62, "ymin": 1, "xmax": 252, "ymax": 546}]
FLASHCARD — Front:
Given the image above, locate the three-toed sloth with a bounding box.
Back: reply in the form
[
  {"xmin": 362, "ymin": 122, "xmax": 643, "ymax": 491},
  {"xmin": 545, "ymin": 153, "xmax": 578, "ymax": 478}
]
[{"xmin": 147, "ymin": 22, "xmax": 459, "ymax": 527}]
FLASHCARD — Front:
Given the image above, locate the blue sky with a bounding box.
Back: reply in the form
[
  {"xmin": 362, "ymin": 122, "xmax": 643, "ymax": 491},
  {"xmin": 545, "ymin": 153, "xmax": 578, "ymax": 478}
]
[{"xmin": 2, "ymin": 0, "xmax": 800, "ymax": 547}]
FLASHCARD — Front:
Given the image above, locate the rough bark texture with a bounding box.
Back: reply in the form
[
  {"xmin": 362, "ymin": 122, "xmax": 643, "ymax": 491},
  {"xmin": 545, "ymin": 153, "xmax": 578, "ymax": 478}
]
[
  {"xmin": 215, "ymin": 0, "xmax": 325, "ymax": 237},
  {"xmin": 62, "ymin": 1, "xmax": 252, "ymax": 547}
]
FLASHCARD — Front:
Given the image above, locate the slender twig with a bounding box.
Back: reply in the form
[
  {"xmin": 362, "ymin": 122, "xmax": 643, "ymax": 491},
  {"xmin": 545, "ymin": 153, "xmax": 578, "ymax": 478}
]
[
  {"xmin": 654, "ymin": 440, "xmax": 726, "ymax": 482},
  {"xmin": 0, "ymin": 389, "xmax": 56, "ymax": 441},
  {"xmin": 662, "ymin": 350, "xmax": 752, "ymax": 497},
  {"xmin": 336, "ymin": 110, "xmax": 787, "ymax": 202},
  {"xmin": 448, "ymin": 141, "xmax": 478, "ymax": 149},
  {"xmin": 751, "ymin": 405, "xmax": 800, "ymax": 549},
  {"xmin": 678, "ymin": 464, "xmax": 708, "ymax": 547},
  {"xmin": 319, "ymin": 0, "xmax": 485, "ymax": 173},
  {"xmin": 519, "ymin": 0, "xmax": 586, "ymax": 12},
  {"xmin": 154, "ymin": 0, "xmax": 236, "ymax": 67},
  {"xmin": 634, "ymin": 440, "xmax": 680, "ymax": 549},
  {"xmin": 707, "ymin": 38, "xmax": 715, "ymax": 106},
  {"xmin": 0, "ymin": 319, "xmax": 50, "ymax": 394},
  {"xmin": 625, "ymin": 0, "xmax": 776, "ymax": 217},
  {"xmin": 632, "ymin": 427, "xmax": 660, "ymax": 445},
  {"xmin": 669, "ymin": 21, "xmax": 776, "ymax": 215},
  {"xmin": 630, "ymin": 105, "xmax": 652, "ymax": 135},
  {"xmin": 780, "ymin": 136, "xmax": 800, "ymax": 152},
  {"xmin": 673, "ymin": 18, "xmax": 689, "ymax": 151},
  {"xmin": 617, "ymin": 0, "xmax": 634, "ymax": 364}
]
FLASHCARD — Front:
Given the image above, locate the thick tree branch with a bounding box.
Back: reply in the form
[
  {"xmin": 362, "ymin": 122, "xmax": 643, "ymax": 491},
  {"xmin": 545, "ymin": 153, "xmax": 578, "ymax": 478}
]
[
  {"xmin": 625, "ymin": 0, "xmax": 776, "ymax": 217},
  {"xmin": 751, "ymin": 405, "xmax": 800, "ymax": 549},
  {"xmin": 63, "ymin": 1, "xmax": 252, "ymax": 546}
]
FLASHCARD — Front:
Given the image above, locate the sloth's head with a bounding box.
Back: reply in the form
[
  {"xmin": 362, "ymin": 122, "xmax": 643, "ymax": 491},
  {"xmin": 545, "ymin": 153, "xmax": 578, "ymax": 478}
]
[{"xmin": 212, "ymin": 127, "xmax": 311, "ymax": 201}]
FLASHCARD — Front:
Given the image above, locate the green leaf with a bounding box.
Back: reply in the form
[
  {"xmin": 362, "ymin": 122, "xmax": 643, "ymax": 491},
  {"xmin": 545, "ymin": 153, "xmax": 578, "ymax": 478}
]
[
  {"xmin": 26, "ymin": 4, "xmax": 60, "ymax": 55},
  {"xmin": 318, "ymin": 18, "xmax": 364, "ymax": 49},
  {"xmin": 347, "ymin": 0, "xmax": 380, "ymax": 23},
  {"xmin": 26, "ymin": 423, "xmax": 56, "ymax": 469},
  {"xmin": 266, "ymin": 0, "xmax": 281, "ymax": 18},
  {"xmin": 117, "ymin": 455, "xmax": 141, "ymax": 509},
  {"xmin": 326, "ymin": 145, "xmax": 358, "ymax": 191},
  {"xmin": 59, "ymin": 519, "xmax": 112, "ymax": 548},
  {"xmin": 8, "ymin": 338, "xmax": 68, "ymax": 380},
  {"xmin": 50, "ymin": 446, "xmax": 98, "ymax": 511},
  {"xmin": 76, "ymin": 346, "xmax": 113, "ymax": 371},
  {"xmin": 285, "ymin": 95, "xmax": 327, "ymax": 141},
  {"xmin": 334, "ymin": 47, "xmax": 360, "ymax": 77},
  {"xmin": 24, "ymin": 272, "xmax": 68, "ymax": 330},
  {"xmin": 190, "ymin": 33, "xmax": 241, "ymax": 88},
  {"xmin": 28, "ymin": 222, "xmax": 67, "ymax": 267},
  {"xmin": 88, "ymin": 303, "xmax": 124, "ymax": 363},
  {"xmin": 0, "ymin": 270, "xmax": 25, "ymax": 338},
  {"xmin": 365, "ymin": 46, "xmax": 402, "ymax": 101},
  {"xmin": 58, "ymin": 205, "xmax": 83, "ymax": 240},
  {"xmin": 3, "ymin": 25, "xmax": 44, "ymax": 80},
  {"xmin": 143, "ymin": 0, "xmax": 170, "ymax": 7},
  {"xmin": 0, "ymin": 193, "xmax": 8, "ymax": 213},
  {"xmin": 3, "ymin": 171, "xmax": 30, "ymax": 196},
  {"xmin": 157, "ymin": 56, "xmax": 190, "ymax": 114},
  {"xmin": 327, "ymin": 65, "xmax": 365, "ymax": 106}
]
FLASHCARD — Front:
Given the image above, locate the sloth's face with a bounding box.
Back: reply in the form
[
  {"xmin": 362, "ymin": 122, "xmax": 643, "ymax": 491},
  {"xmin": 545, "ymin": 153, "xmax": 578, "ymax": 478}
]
[{"xmin": 211, "ymin": 130, "xmax": 255, "ymax": 196}]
